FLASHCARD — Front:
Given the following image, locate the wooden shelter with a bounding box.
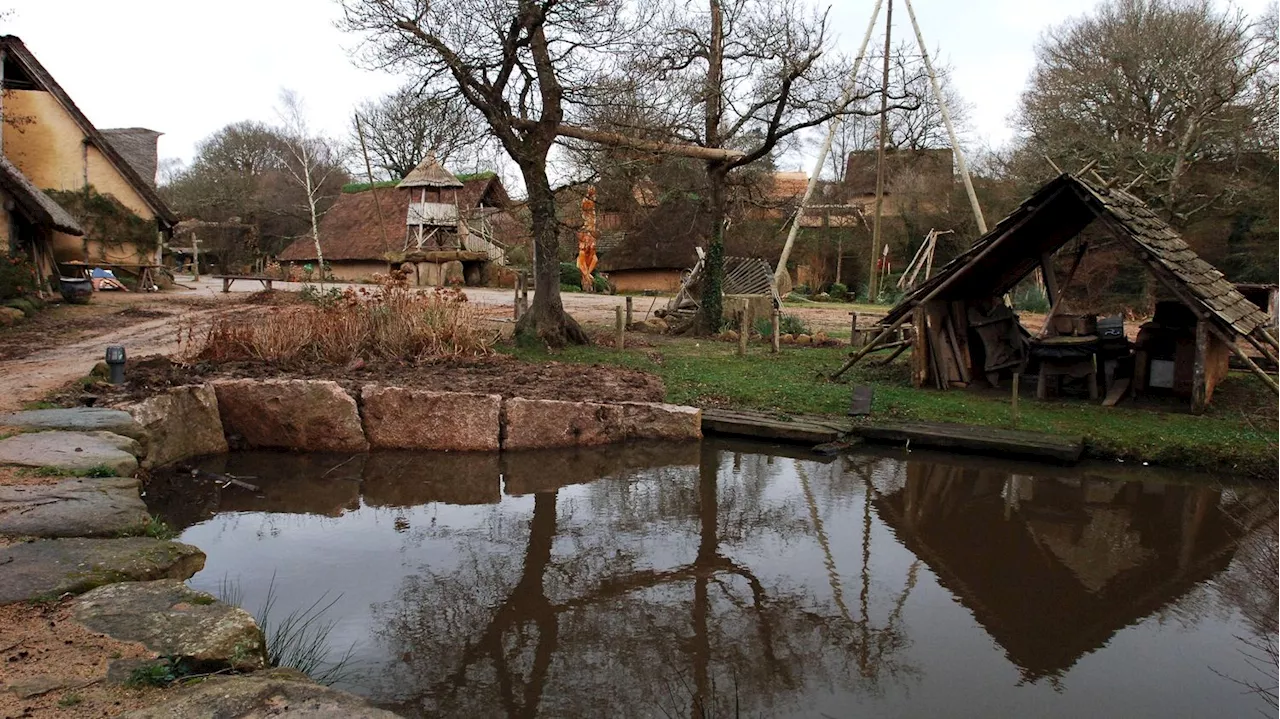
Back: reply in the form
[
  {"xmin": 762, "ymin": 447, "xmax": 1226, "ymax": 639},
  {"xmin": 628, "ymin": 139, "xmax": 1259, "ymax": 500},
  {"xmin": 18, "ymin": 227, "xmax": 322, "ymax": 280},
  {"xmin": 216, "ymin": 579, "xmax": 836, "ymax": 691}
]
[{"xmin": 836, "ymin": 173, "xmax": 1277, "ymax": 412}]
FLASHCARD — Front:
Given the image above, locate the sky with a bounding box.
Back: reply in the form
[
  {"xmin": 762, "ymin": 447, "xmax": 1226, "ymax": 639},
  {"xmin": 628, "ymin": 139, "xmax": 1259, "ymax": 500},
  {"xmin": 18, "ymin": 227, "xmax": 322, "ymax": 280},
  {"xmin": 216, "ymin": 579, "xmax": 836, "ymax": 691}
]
[{"xmin": 4, "ymin": 0, "xmax": 1273, "ymax": 182}]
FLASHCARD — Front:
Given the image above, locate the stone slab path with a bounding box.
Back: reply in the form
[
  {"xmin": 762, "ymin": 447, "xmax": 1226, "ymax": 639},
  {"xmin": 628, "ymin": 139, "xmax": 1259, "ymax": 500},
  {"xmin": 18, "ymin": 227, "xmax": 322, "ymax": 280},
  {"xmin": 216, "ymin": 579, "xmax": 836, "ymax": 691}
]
[
  {"xmin": 0, "ymin": 477, "xmax": 149, "ymax": 537},
  {"xmin": 0, "ymin": 430, "xmax": 141, "ymax": 475},
  {"xmin": 0, "ymin": 408, "xmax": 146, "ymax": 441},
  {"xmin": 0, "ymin": 537, "xmax": 204, "ymax": 604},
  {"xmin": 118, "ymin": 670, "xmax": 403, "ymax": 718}
]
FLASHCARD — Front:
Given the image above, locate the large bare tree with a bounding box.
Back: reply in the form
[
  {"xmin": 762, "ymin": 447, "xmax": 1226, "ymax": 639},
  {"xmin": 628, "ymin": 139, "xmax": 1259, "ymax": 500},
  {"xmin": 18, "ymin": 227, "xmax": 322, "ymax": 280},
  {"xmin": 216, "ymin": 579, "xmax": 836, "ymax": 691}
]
[
  {"xmin": 1015, "ymin": 0, "xmax": 1278, "ymax": 226},
  {"xmin": 276, "ymin": 90, "xmax": 347, "ymax": 286},
  {"xmin": 340, "ymin": 0, "xmax": 639, "ymax": 345},
  {"xmin": 352, "ymin": 86, "xmax": 486, "ymax": 179}
]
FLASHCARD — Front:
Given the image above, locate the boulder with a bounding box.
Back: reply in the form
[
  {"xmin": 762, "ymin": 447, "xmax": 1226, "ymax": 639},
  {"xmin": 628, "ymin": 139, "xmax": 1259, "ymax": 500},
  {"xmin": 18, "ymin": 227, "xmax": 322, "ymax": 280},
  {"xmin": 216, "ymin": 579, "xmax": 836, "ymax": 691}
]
[
  {"xmin": 0, "ymin": 477, "xmax": 149, "ymax": 537},
  {"xmin": 620, "ymin": 402, "xmax": 702, "ymax": 441},
  {"xmin": 213, "ymin": 380, "xmax": 368, "ymax": 452},
  {"xmin": 74, "ymin": 580, "xmax": 266, "ymax": 671},
  {"xmin": 442, "ymin": 260, "xmax": 465, "ymax": 286},
  {"xmin": 502, "ymin": 398, "xmax": 625, "ymax": 450},
  {"xmin": 0, "ymin": 537, "xmax": 205, "ymax": 604},
  {"xmin": 119, "ymin": 670, "xmax": 401, "ymax": 718},
  {"xmin": 814, "ymin": 331, "xmax": 829, "ymax": 344},
  {"xmin": 0, "ymin": 306, "xmax": 23, "ymax": 326},
  {"xmin": 795, "ymin": 333, "xmax": 812, "ymax": 345},
  {"xmin": 361, "ymin": 386, "xmax": 500, "ymax": 451},
  {"xmin": 416, "ymin": 261, "xmax": 440, "ymax": 287},
  {"xmin": 722, "ymin": 329, "xmax": 740, "ymax": 342},
  {"xmin": 0, "ymin": 408, "xmax": 145, "ymax": 442},
  {"xmin": 0, "ymin": 430, "xmax": 140, "ymax": 476},
  {"xmin": 126, "ymin": 384, "xmax": 228, "ymax": 468},
  {"xmin": 781, "ymin": 333, "xmax": 794, "ymax": 343}
]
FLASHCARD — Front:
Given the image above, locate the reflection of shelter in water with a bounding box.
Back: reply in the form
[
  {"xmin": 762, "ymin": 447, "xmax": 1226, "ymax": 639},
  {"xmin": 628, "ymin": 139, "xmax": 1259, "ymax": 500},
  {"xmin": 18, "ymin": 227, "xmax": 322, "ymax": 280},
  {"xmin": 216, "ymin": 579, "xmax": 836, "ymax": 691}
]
[{"xmin": 873, "ymin": 461, "xmax": 1258, "ymax": 681}]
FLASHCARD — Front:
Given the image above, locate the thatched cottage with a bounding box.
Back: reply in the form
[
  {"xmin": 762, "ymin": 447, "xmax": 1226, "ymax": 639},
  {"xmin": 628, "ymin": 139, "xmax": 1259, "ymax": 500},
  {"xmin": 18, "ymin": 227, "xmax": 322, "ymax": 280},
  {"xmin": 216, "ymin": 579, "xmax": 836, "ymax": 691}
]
[{"xmin": 0, "ymin": 36, "xmax": 176, "ymax": 287}]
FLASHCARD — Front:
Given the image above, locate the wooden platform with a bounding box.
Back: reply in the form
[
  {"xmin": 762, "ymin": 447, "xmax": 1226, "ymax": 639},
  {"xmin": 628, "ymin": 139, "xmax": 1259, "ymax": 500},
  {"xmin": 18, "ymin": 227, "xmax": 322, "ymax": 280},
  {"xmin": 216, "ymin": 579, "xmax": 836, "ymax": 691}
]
[
  {"xmin": 700, "ymin": 408, "xmax": 852, "ymax": 444},
  {"xmin": 847, "ymin": 420, "xmax": 1084, "ymax": 463},
  {"xmin": 699, "ymin": 408, "xmax": 1083, "ymax": 464}
]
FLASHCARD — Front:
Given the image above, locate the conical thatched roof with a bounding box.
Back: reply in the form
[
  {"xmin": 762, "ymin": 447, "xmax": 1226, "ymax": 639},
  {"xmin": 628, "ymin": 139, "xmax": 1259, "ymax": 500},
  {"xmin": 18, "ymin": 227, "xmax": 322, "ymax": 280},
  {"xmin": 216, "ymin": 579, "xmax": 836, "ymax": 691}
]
[{"xmin": 398, "ymin": 154, "xmax": 463, "ymax": 189}]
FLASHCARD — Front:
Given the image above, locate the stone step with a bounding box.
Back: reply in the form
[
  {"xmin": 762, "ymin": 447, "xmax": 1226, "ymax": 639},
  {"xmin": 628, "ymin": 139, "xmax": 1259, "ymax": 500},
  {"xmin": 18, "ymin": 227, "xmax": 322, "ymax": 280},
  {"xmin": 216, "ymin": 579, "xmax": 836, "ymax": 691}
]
[
  {"xmin": 0, "ymin": 537, "xmax": 205, "ymax": 604},
  {"xmin": 0, "ymin": 477, "xmax": 149, "ymax": 537}
]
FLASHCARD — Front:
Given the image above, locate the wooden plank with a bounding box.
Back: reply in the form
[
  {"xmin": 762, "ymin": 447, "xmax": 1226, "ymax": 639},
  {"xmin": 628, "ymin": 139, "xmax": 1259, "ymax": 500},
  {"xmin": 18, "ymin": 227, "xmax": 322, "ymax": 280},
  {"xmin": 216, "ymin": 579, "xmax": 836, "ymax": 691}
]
[
  {"xmin": 700, "ymin": 408, "xmax": 849, "ymax": 444},
  {"xmin": 849, "ymin": 386, "xmax": 873, "ymax": 416},
  {"xmin": 1101, "ymin": 377, "xmax": 1129, "ymax": 407},
  {"xmin": 849, "ymin": 420, "xmax": 1084, "ymax": 463}
]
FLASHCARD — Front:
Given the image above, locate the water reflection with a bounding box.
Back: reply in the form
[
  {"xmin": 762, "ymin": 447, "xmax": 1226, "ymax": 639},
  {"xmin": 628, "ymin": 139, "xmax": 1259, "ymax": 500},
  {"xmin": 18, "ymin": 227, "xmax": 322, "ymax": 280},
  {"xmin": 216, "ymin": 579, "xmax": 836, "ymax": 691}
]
[{"xmin": 149, "ymin": 441, "xmax": 1278, "ymax": 717}]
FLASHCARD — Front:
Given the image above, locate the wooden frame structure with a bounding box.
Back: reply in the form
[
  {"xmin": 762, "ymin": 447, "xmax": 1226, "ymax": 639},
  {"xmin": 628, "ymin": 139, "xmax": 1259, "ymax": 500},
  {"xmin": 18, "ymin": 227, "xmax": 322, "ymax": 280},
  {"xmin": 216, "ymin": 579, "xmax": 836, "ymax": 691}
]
[{"xmin": 833, "ymin": 173, "xmax": 1278, "ymax": 412}]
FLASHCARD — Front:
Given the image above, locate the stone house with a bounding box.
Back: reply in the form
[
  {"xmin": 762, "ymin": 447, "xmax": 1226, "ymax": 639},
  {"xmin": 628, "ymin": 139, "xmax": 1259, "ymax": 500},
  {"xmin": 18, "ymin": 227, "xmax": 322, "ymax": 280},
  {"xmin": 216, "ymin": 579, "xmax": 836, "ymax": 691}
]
[{"xmin": 0, "ymin": 36, "xmax": 177, "ymax": 283}]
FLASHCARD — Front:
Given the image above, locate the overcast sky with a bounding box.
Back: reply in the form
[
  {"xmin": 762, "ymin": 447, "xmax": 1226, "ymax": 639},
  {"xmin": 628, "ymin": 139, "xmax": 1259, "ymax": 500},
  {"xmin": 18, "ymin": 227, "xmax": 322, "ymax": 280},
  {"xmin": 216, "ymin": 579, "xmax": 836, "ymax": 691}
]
[{"xmin": 5, "ymin": 0, "xmax": 1272, "ymax": 181}]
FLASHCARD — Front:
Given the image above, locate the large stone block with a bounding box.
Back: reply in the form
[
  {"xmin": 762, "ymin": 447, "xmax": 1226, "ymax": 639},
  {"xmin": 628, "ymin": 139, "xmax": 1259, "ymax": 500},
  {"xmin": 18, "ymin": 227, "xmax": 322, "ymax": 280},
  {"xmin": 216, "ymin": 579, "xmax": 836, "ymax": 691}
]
[
  {"xmin": 0, "ymin": 408, "xmax": 146, "ymax": 442},
  {"xmin": 501, "ymin": 398, "xmax": 626, "ymax": 450},
  {"xmin": 362, "ymin": 385, "xmax": 501, "ymax": 451},
  {"xmin": 212, "ymin": 379, "xmax": 368, "ymax": 452},
  {"xmin": 0, "ymin": 537, "xmax": 205, "ymax": 605},
  {"xmin": 0, "ymin": 477, "xmax": 149, "ymax": 538},
  {"xmin": 119, "ymin": 671, "xmax": 401, "ymax": 718},
  {"xmin": 620, "ymin": 402, "xmax": 702, "ymax": 441},
  {"xmin": 442, "ymin": 260, "xmax": 465, "ymax": 286},
  {"xmin": 127, "ymin": 384, "xmax": 228, "ymax": 468}
]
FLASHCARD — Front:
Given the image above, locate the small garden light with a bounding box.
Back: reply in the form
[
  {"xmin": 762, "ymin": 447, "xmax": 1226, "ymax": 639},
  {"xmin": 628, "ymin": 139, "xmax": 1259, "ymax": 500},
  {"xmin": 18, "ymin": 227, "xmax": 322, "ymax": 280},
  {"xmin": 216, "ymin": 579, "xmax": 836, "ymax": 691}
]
[{"xmin": 105, "ymin": 345, "xmax": 126, "ymax": 385}]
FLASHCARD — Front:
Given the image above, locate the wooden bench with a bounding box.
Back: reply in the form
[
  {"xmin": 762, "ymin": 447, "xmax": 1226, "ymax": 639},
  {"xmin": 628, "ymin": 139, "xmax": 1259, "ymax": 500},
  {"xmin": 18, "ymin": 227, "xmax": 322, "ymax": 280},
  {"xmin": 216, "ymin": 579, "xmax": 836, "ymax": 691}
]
[{"xmin": 213, "ymin": 275, "xmax": 275, "ymax": 293}]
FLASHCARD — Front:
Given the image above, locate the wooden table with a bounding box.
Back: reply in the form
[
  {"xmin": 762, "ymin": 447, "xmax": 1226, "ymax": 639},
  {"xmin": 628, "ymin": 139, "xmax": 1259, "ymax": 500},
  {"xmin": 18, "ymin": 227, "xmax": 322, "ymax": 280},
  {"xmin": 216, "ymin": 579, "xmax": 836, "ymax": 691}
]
[
  {"xmin": 212, "ymin": 275, "xmax": 275, "ymax": 293},
  {"xmin": 1032, "ymin": 335, "xmax": 1100, "ymax": 401}
]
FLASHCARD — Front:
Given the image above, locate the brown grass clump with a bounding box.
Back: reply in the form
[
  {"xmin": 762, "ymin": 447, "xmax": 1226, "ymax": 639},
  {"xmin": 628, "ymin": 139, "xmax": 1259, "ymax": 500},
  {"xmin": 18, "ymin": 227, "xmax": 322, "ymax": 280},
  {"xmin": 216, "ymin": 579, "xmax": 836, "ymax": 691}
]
[{"xmin": 181, "ymin": 272, "xmax": 496, "ymax": 366}]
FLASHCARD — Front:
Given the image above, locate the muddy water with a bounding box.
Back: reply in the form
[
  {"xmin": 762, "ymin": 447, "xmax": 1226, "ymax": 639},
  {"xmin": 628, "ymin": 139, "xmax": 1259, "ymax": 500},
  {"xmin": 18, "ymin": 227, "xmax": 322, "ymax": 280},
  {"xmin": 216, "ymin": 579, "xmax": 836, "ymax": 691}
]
[{"xmin": 147, "ymin": 440, "xmax": 1278, "ymax": 718}]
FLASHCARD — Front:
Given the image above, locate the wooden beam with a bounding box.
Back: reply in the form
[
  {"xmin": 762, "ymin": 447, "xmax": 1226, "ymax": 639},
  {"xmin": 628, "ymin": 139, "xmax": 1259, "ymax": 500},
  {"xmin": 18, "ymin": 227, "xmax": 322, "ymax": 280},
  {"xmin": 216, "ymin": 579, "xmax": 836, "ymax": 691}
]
[
  {"xmin": 1191, "ymin": 318, "xmax": 1209, "ymax": 414},
  {"xmin": 1039, "ymin": 251, "xmax": 1059, "ymax": 304},
  {"xmin": 512, "ymin": 119, "xmax": 746, "ymax": 162}
]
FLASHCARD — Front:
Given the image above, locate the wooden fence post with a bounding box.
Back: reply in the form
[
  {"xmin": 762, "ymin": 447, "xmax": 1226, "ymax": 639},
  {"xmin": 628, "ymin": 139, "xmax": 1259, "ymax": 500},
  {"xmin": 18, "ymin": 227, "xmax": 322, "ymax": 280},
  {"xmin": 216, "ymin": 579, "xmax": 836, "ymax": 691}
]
[
  {"xmin": 625, "ymin": 296, "xmax": 633, "ymax": 326},
  {"xmin": 616, "ymin": 305, "xmax": 625, "ymax": 351},
  {"xmin": 771, "ymin": 310, "xmax": 781, "ymax": 353},
  {"xmin": 1011, "ymin": 372, "xmax": 1021, "ymax": 424},
  {"xmin": 513, "ymin": 273, "xmax": 522, "ymax": 320},
  {"xmin": 1191, "ymin": 318, "xmax": 1209, "ymax": 414},
  {"xmin": 737, "ymin": 308, "xmax": 748, "ymax": 357},
  {"xmin": 850, "ymin": 311, "xmax": 860, "ymax": 348}
]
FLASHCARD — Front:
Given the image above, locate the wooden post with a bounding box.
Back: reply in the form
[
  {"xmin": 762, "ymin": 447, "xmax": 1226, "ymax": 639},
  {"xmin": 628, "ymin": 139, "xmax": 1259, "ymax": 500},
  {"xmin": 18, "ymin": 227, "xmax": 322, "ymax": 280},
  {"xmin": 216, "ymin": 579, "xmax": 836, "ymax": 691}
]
[
  {"xmin": 191, "ymin": 235, "xmax": 201, "ymax": 281},
  {"xmin": 868, "ymin": 0, "xmax": 893, "ymax": 303},
  {"xmin": 1039, "ymin": 251, "xmax": 1059, "ymax": 304},
  {"xmin": 1191, "ymin": 318, "xmax": 1209, "ymax": 414},
  {"xmin": 513, "ymin": 273, "xmax": 522, "ymax": 320},
  {"xmin": 771, "ymin": 310, "xmax": 781, "ymax": 353},
  {"xmin": 850, "ymin": 312, "xmax": 860, "ymax": 348},
  {"xmin": 1011, "ymin": 372, "xmax": 1020, "ymax": 424},
  {"xmin": 616, "ymin": 305, "xmax": 625, "ymax": 351},
  {"xmin": 910, "ymin": 305, "xmax": 928, "ymax": 387},
  {"xmin": 737, "ymin": 307, "xmax": 748, "ymax": 357},
  {"xmin": 625, "ymin": 296, "xmax": 633, "ymax": 326}
]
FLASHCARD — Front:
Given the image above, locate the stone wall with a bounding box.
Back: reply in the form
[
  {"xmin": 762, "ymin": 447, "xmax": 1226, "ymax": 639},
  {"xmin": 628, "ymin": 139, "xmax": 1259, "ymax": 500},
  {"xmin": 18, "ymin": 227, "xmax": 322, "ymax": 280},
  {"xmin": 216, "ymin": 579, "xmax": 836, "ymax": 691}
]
[{"xmin": 125, "ymin": 380, "xmax": 700, "ymax": 467}]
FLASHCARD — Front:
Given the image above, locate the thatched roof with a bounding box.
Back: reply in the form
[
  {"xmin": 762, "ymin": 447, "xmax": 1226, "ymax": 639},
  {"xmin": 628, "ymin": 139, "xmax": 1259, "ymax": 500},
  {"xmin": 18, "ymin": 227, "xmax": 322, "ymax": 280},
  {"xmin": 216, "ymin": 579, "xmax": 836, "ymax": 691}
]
[
  {"xmin": 843, "ymin": 147, "xmax": 954, "ymax": 199},
  {"xmin": 0, "ymin": 36, "xmax": 177, "ymax": 225},
  {"xmin": 597, "ymin": 198, "xmax": 702, "ymax": 272},
  {"xmin": 398, "ymin": 155, "xmax": 463, "ymax": 188},
  {"xmin": 100, "ymin": 128, "xmax": 161, "ymax": 188},
  {"xmin": 279, "ymin": 175, "xmax": 519, "ymax": 262},
  {"xmin": 0, "ymin": 156, "xmax": 82, "ymax": 235},
  {"xmin": 883, "ymin": 173, "xmax": 1271, "ymax": 340}
]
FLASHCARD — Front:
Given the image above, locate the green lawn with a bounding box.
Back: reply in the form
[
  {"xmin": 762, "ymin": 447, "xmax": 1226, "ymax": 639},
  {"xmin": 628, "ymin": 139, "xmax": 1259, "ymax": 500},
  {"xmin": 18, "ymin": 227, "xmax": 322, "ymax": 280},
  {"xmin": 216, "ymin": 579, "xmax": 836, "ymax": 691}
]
[{"xmin": 504, "ymin": 338, "xmax": 1278, "ymax": 478}]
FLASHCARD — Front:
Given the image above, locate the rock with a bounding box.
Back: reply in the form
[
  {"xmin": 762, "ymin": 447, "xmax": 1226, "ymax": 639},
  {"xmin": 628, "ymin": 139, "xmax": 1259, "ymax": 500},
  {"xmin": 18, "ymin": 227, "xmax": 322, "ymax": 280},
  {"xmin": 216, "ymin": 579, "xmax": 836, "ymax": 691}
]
[
  {"xmin": 814, "ymin": 331, "xmax": 829, "ymax": 344},
  {"xmin": 722, "ymin": 329, "xmax": 740, "ymax": 342},
  {"xmin": 442, "ymin": 260, "xmax": 465, "ymax": 286},
  {"xmin": 0, "ymin": 306, "xmax": 23, "ymax": 326},
  {"xmin": 5, "ymin": 675, "xmax": 78, "ymax": 699},
  {"xmin": 0, "ymin": 408, "xmax": 146, "ymax": 442},
  {"xmin": 620, "ymin": 402, "xmax": 702, "ymax": 441},
  {"xmin": 0, "ymin": 537, "xmax": 205, "ymax": 604},
  {"xmin": 212, "ymin": 380, "xmax": 368, "ymax": 452},
  {"xmin": 118, "ymin": 671, "xmax": 401, "ymax": 718},
  {"xmin": 630, "ymin": 317, "xmax": 668, "ymax": 334},
  {"xmin": 781, "ymin": 333, "xmax": 794, "ymax": 343},
  {"xmin": 0, "ymin": 477, "xmax": 149, "ymax": 537},
  {"xmin": 74, "ymin": 580, "xmax": 266, "ymax": 671},
  {"xmin": 361, "ymin": 386, "xmax": 501, "ymax": 451},
  {"xmin": 126, "ymin": 385, "xmax": 228, "ymax": 468},
  {"xmin": 502, "ymin": 398, "xmax": 625, "ymax": 450},
  {"xmin": 0, "ymin": 430, "xmax": 140, "ymax": 476},
  {"xmin": 795, "ymin": 333, "xmax": 812, "ymax": 345}
]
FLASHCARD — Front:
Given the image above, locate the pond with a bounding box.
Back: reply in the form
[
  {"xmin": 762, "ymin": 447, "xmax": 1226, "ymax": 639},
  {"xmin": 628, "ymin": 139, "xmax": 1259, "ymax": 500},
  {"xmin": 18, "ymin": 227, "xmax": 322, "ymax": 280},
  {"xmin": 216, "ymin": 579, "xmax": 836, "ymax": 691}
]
[{"xmin": 146, "ymin": 439, "xmax": 1278, "ymax": 718}]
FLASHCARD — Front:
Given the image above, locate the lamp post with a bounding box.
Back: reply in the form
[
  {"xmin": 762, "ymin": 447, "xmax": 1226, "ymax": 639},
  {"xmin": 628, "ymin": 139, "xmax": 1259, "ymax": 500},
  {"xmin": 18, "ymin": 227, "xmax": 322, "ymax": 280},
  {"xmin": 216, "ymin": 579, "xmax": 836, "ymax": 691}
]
[{"xmin": 105, "ymin": 345, "xmax": 126, "ymax": 385}]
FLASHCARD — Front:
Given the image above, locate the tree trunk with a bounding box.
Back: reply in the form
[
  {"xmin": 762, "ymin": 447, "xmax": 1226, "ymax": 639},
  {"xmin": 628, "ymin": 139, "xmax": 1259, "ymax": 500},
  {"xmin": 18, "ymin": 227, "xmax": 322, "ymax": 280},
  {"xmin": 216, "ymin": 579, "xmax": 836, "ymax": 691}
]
[
  {"xmin": 515, "ymin": 164, "xmax": 589, "ymax": 346},
  {"xmin": 696, "ymin": 167, "xmax": 728, "ymax": 334}
]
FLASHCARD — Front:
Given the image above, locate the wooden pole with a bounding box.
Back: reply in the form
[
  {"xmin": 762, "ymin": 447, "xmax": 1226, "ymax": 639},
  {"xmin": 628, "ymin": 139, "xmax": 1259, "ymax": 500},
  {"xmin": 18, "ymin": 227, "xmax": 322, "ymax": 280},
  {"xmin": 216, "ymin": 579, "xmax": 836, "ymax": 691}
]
[
  {"xmin": 1191, "ymin": 318, "xmax": 1209, "ymax": 414},
  {"xmin": 191, "ymin": 235, "xmax": 201, "ymax": 281},
  {"xmin": 773, "ymin": 0, "xmax": 886, "ymax": 286},
  {"xmin": 850, "ymin": 311, "xmax": 860, "ymax": 348},
  {"xmin": 625, "ymin": 296, "xmax": 633, "ymax": 326},
  {"xmin": 772, "ymin": 310, "xmax": 781, "ymax": 353},
  {"xmin": 738, "ymin": 307, "xmax": 748, "ymax": 357},
  {"xmin": 513, "ymin": 273, "xmax": 522, "ymax": 320},
  {"xmin": 616, "ymin": 305, "xmax": 625, "ymax": 351},
  {"xmin": 1011, "ymin": 372, "xmax": 1020, "ymax": 424},
  {"xmin": 868, "ymin": 0, "xmax": 893, "ymax": 303},
  {"xmin": 902, "ymin": 0, "xmax": 987, "ymax": 234}
]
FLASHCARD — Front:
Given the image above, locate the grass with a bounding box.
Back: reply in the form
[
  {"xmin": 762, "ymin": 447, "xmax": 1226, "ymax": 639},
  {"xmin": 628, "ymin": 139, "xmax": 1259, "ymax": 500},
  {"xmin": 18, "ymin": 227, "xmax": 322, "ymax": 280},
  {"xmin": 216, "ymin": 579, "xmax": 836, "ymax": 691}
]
[
  {"xmin": 57, "ymin": 692, "xmax": 83, "ymax": 707},
  {"xmin": 503, "ymin": 338, "xmax": 1277, "ymax": 478},
  {"xmin": 21, "ymin": 463, "xmax": 118, "ymax": 479}
]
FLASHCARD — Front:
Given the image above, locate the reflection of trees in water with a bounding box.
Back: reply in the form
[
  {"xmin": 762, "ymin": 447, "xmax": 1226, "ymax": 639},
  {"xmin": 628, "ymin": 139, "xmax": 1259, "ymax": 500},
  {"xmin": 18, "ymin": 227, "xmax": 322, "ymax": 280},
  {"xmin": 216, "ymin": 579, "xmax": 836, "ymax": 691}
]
[
  {"xmin": 1212, "ymin": 494, "xmax": 1278, "ymax": 711},
  {"xmin": 372, "ymin": 445, "xmax": 921, "ymax": 717}
]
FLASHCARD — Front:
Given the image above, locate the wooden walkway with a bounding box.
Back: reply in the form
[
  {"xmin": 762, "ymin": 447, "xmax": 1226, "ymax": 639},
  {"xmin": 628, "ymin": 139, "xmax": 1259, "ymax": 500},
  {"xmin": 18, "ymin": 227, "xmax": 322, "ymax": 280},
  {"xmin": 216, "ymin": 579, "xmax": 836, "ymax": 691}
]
[{"xmin": 699, "ymin": 408, "xmax": 1083, "ymax": 464}]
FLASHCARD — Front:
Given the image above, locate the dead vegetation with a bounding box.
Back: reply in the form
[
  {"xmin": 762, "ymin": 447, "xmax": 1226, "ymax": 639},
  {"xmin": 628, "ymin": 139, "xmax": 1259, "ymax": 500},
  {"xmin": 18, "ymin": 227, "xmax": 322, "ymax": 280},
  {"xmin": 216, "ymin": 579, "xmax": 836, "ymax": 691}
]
[{"xmin": 178, "ymin": 273, "xmax": 496, "ymax": 366}]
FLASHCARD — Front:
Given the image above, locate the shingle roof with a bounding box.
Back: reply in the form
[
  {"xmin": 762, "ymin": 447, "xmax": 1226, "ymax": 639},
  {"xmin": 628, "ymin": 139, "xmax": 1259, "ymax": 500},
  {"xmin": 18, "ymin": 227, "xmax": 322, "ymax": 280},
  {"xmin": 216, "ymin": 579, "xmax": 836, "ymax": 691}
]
[
  {"xmin": 884, "ymin": 173, "xmax": 1270, "ymax": 339},
  {"xmin": 0, "ymin": 156, "xmax": 82, "ymax": 235}
]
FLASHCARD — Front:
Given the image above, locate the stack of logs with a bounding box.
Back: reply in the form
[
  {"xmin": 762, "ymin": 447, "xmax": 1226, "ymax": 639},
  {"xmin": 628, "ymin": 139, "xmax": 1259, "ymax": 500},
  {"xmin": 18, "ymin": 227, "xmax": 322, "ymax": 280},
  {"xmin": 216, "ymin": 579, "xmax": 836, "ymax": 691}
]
[{"xmin": 910, "ymin": 302, "xmax": 975, "ymax": 389}]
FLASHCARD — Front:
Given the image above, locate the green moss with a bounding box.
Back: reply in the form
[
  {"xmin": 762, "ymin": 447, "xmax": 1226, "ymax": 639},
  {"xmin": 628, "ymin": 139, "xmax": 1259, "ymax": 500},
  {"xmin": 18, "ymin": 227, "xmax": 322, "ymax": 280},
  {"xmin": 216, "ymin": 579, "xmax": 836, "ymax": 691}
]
[{"xmin": 341, "ymin": 179, "xmax": 399, "ymax": 194}]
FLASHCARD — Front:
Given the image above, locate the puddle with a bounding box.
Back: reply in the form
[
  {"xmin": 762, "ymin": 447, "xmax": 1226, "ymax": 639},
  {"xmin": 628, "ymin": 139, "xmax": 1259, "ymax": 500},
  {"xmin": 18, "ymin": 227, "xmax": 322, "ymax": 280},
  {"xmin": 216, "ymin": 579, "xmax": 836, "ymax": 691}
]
[{"xmin": 146, "ymin": 440, "xmax": 1278, "ymax": 717}]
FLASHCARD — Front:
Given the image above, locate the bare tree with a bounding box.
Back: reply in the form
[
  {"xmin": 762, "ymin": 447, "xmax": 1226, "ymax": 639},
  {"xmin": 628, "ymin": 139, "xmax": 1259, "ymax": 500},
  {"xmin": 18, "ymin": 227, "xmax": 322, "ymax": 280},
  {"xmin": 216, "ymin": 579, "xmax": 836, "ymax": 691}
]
[
  {"xmin": 340, "ymin": 0, "xmax": 642, "ymax": 345},
  {"xmin": 636, "ymin": 0, "xmax": 917, "ymax": 332},
  {"xmin": 276, "ymin": 90, "xmax": 345, "ymax": 287},
  {"xmin": 1015, "ymin": 0, "xmax": 1278, "ymax": 225},
  {"xmin": 352, "ymin": 86, "xmax": 487, "ymax": 179}
]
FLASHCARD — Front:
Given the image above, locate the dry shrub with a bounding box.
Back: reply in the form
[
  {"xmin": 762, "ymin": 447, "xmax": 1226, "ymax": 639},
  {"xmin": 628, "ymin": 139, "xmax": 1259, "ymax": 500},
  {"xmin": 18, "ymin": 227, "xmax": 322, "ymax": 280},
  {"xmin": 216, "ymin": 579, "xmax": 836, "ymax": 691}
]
[{"xmin": 182, "ymin": 273, "xmax": 495, "ymax": 365}]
